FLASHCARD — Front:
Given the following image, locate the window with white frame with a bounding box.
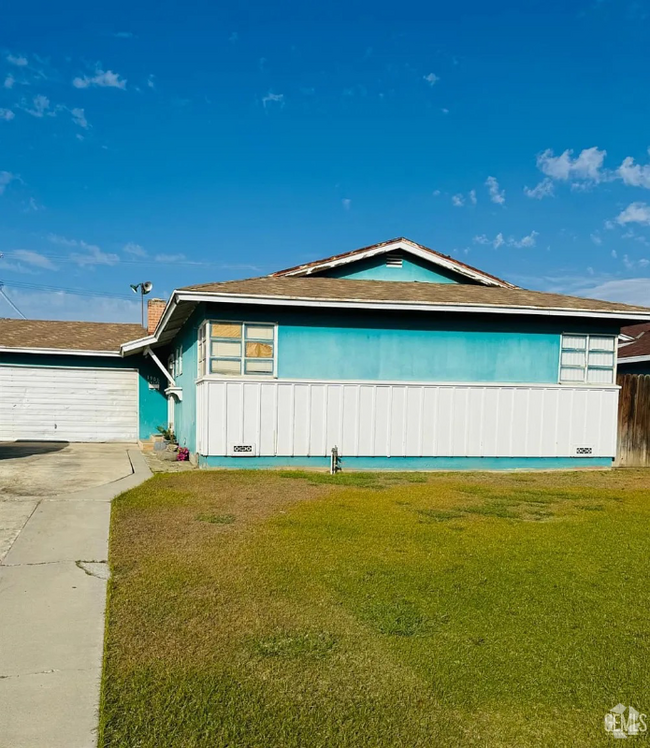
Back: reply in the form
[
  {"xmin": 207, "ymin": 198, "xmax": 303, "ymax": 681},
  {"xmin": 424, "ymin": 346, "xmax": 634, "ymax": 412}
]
[
  {"xmin": 199, "ymin": 320, "xmax": 276, "ymax": 376},
  {"xmin": 559, "ymin": 334, "xmax": 616, "ymax": 384}
]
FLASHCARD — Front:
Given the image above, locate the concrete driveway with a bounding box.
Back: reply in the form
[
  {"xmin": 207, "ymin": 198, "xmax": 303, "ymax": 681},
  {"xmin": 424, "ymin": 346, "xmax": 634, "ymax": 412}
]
[{"xmin": 0, "ymin": 442, "xmax": 151, "ymax": 748}]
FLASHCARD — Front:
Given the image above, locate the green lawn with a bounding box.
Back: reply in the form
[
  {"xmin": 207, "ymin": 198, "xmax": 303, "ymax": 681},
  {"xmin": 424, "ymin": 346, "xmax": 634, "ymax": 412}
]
[{"xmin": 100, "ymin": 469, "xmax": 650, "ymax": 747}]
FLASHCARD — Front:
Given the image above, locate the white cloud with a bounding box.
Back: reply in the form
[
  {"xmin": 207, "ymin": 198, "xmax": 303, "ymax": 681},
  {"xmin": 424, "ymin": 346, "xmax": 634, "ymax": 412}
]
[
  {"xmin": 0, "ymin": 288, "xmax": 140, "ymax": 323},
  {"xmin": 0, "ymin": 171, "xmax": 15, "ymax": 195},
  {"xmin": 423, "ymin": 73, "xmax": 439, "ymax": 86},
  {"xmin": 47, "ymin": 234, "xmax": 119, "ymax": 266},
  {"xmin": 590, "ymin": 232, "xmax": 603, "ymax": 245},
  {"xmin": 10, "ymin": 249, "xmax": 57, "ymax": 270},
  {"xmin": 73, "ymin": 68, "xmax": 127, "ymax": 90},
  {"xmin": 70, "ymin": 107, "xmax": 88, "ymax": 129},
  {"xmin": 618, "ymin": 156, "xmax": 650, "ymax": 189},
  {"xmin": 146, "ymin": 74, "xmax": 155, "ymax": 89},
  {"xmin": 432, "ymin": 189, "xmax": 441, "ymax": 197},
  {"xmin": 341, "ymin": 198, "xmax": 351, "ymax": 210},
  {"xmin": 511, "ymin": 230, "xmax": 539, "ymax": 248},
  {"xmin": 536, "ymin": 147, "xmax": 606, "ymax": 182},
  {"xmin": 22, "ymin": 94, "xmax": 52, "ymax": 117},
  {"xmin": 485, "ymin": 176, "xmax": 505, "ymax": 205},
  {"xmin": 469, "ymin": 189, "xmax": 477, "ymax": 205},
  {"xmin": 581, "ymin": 278, "xmax": 650, "ymax": 305},
  {"xmin": 113, "ymin": 31, "xmax": 134, "ymax": 38},
  {"xmin": 524, "ymin": 178, "xmax": 554, "ymax": 200},
  {"xmin": 473, "ymin": 230, "xmax": 536, "ymax": 249},
  {"xmin": 0, "ymin": 108, "xmax": 14, "ymax": 121},
  {"xmin": 262, "ymin": 92, "xmax": 284, "ymax": 108},
  {"xmin": 616, "ymin": 202, "xmax": 650, "ymax": 226},
  {"xmin": 611, "ymin": 249, "xmax": 618, "ymax": 259},
  {"xmin": 441, "ymin": 108, "xmax": 449, "ymax": 114},
  {"xmin": 155, "ymin": 253, "xmax": 186, "ymax": 262},
  {"xmin": 451, "ymin": 194, "xmax": 465, "ymax": 207},
  {"xmin": 4, "ymin": 74, "xmax": 14, "ymax": 89},
  {"xmin": 7, "ymin": 54, "xmax": 28, "ymax": 67},
  {"xmin": 123, "ymin": 242, "xmax": 147, "ymax": 257}
]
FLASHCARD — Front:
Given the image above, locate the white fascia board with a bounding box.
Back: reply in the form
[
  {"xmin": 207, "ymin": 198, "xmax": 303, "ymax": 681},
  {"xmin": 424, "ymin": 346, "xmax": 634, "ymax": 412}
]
[
  {"xmin": 279, "ymin": 240, "xmax": 511, "ymax": 288},
  {"xmin": 175, "ymin": 291, "xmax": 650, "ymax": 322},
  {"xmin": 120, "ymin": 334, "xmax": 158, "ymax": 355},
  {"xmin": 0, "ymin": 346, "xmax": 121, "ymax": 357},
  {"xmin": 618, "ymin": 355, "xmax": 650, "ymax": 364}
]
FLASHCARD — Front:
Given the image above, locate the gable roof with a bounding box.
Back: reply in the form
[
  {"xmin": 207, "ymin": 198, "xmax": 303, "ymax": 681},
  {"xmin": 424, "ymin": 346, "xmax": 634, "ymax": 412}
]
[
  {"xmin": 270, "ymin": 237, "xmax": 517, "ymax": 288},
  {"xmin": 0, "ymin": 318, "xmax": 146, "ymax": 355},
  {"xmin": 118, "ymin": 275, "xmax": 650, "ymax": 354}
]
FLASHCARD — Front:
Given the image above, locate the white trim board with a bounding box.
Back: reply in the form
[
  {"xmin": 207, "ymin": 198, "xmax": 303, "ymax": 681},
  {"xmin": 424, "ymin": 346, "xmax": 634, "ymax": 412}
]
[
  {"xmin": 619, "ymin": 355, "xmax": 650, "ymax": 365},
  {"xmin": 0, "ymin": 346, "xmax": 122, "ymax": 357}
]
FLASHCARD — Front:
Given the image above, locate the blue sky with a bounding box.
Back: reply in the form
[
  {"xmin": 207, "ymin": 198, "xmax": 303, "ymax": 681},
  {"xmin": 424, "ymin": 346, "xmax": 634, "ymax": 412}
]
[{"xmin": 2, "ymin": 0, "xmax": 650, "ymax": 322}]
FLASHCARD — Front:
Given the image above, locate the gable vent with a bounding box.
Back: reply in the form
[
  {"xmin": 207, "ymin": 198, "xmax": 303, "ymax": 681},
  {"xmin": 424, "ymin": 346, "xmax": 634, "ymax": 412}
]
[{"xmin": 385, "ymin": 253, "xmax": 403, "ymax": 268}]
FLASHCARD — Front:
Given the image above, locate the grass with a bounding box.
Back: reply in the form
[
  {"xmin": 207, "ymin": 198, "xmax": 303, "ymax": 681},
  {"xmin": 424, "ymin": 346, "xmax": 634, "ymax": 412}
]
[{"xmin": 100, "ymin": 469, "xmax": 650, "ymax": 747}]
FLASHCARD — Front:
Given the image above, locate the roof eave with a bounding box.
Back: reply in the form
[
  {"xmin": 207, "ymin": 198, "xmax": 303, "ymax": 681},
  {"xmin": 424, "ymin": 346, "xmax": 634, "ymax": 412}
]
[
  {"xmin": 171, "ymin": 290, "xmax": 650, "ymax": 322},
  {"xmin": 0, "ymin": 345, "xmax": 122, "ymax": 357},
  {"xmin": 619, "ymin": 354, "xmax": 650, "ymax": 364},
  {"xmin": 120, "ymin": 334, "xmax": 158, "ymax": 355}
]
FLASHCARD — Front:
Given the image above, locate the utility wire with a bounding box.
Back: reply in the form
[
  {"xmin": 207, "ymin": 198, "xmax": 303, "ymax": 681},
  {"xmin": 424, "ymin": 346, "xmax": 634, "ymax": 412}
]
[
  {"xmin": 0, "ymin": 283, "xmax": 27, "ymax": 318},
  {"xmin": 0, "ymin": 278, "xmax": 135, "ymax": 301}
]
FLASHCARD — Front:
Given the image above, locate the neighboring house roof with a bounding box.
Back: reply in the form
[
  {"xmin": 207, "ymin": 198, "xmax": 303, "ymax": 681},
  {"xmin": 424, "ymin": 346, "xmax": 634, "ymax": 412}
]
[
  {"xmin": 618, "ymin": 323, "xmax": 650, "ymax": 362},
  {"xmin": 270, "ymin": 237, "xmax": 517, "ymax": 288},
  {"xmin": 0, "ymin": 318, "xmax": 146, "ymax": 356},
  {"xmin": 120, "ymin": 276, "xmax": 650, "ymax": 354}
]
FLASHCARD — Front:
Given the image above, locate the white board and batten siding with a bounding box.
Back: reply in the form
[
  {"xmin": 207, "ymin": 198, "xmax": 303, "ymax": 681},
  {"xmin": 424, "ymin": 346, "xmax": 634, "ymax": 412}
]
[
  {"xmin": 196, "ymin": 379, "xmax": 619, "ymax": 459},
  {"xmin": 0, "ymin": 365, "xmax": 139, "ymax": 442}
]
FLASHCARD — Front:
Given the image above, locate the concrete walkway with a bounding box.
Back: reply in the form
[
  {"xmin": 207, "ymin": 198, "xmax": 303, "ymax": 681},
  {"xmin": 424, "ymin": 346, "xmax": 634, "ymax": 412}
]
[{"xmin": 0, "ymin": 448, "xmax": 151, "ymax": 748}]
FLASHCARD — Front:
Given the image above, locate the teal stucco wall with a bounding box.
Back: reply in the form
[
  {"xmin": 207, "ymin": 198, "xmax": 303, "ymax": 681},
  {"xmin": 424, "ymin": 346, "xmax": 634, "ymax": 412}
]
[
  {"xmin": 317, "ymin": 253, "xmax": 470, "ymax": 283},
  {"xmin": 0, "ymin": 352, "xmax": 167, "ymax": 440},
  {"xmin": 192, "ymin": 304, "xmax": 619, "ymax": 385}
]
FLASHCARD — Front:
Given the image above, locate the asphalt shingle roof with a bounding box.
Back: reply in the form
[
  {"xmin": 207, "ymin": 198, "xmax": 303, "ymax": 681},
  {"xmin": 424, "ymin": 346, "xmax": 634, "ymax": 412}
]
[
  {"xmin": 0, "ymin": 319, "xmax": 146, "ymax": 352},
  {"xmin": 619, "ymin": 323, "xmax": 650, "ymax": 359},
  {"xmin": 179, "ymin": 276, "xmax": 650, "ymax": 316}
]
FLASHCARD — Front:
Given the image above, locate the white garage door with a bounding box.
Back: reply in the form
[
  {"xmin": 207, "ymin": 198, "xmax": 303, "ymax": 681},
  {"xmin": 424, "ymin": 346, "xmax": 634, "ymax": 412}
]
[{"xmin": 0, "ymin": 365, "xmax": 138, "ymax": 442}]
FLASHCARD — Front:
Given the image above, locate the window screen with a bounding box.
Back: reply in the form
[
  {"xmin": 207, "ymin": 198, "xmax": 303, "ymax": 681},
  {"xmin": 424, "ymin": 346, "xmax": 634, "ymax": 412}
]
[{"xmin": 560, "ymin": 334, "xmax": 615, "ymax": 384}]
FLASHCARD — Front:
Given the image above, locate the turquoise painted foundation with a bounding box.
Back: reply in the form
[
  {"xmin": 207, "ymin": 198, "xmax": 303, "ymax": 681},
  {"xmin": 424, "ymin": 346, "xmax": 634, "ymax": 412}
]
[{"xmin": 198, "ymin": 455, "xmax": 613, "ymax": 471}]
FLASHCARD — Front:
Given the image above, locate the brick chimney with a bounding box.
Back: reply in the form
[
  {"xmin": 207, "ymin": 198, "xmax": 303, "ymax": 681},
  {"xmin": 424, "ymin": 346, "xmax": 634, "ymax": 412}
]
[{"xmin": 147, "ymin": 298, "xmax": 166, "ymax": 334}]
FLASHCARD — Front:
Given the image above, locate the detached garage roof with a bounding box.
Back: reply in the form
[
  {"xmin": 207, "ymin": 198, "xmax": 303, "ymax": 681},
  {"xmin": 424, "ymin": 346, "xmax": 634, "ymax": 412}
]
[{"xmin": 0, "ymin": 318, "xmax": 146, "ymax": 355}]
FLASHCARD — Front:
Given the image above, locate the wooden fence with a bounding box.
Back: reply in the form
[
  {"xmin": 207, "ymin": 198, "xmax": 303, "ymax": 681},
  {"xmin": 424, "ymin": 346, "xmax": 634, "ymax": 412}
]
[{"xmin": 616, "ymin": 373, "xmax": 650, "ymax": 466}]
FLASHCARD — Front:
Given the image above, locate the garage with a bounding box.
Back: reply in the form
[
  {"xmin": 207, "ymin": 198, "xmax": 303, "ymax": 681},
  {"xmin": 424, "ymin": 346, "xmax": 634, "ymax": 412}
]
[{"xmin": 0, "ymin": 365, "xmax": 139, "ymax": 442}]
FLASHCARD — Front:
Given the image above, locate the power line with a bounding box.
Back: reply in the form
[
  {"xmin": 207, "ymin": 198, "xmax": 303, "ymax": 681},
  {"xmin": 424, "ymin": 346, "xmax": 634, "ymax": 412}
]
[
  {"xmin": 0, "ymin": 278, "xmax": 136, "ymax": 301},
  {"xmin": 0, "ymin": 283, "xmax": 26, "ymax": 318}
]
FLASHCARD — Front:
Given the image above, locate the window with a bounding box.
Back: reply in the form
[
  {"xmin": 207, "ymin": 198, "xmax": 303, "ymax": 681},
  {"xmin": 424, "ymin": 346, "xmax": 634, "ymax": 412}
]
[
  {"xmin": 560, "ymin": 334, "xmax": 616, "ymax": 384},
  {"xmin": 199, "ymin": 321, "xmax": 276, "ymax": 377}
]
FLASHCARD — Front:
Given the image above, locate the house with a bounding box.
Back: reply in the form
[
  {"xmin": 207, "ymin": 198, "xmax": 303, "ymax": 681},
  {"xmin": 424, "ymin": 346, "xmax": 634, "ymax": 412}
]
[
  {"xmin": 2, "ymin": 237, "xmax": 650, "ymax": 469},
  {"xmin": 618, "ymin": 322, "xmax": 650, "ymax": 374}
]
